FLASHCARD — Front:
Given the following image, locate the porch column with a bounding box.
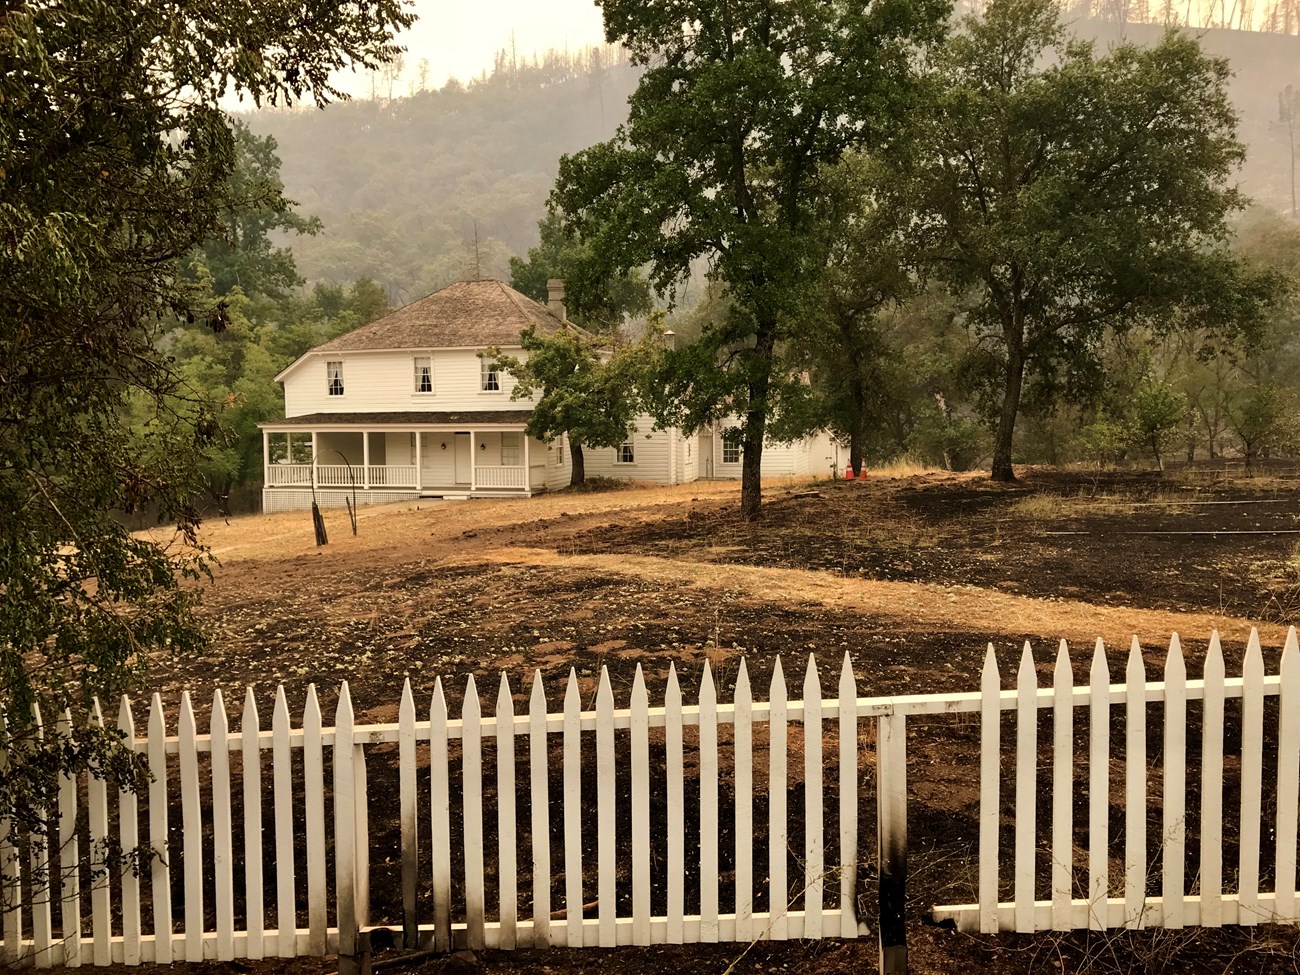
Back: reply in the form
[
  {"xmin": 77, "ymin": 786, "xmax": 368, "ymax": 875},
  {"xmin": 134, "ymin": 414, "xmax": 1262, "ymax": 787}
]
[
  {"xmin": 311, "ymin": 431, "xmax": 318, "ymax": 491},
  {"xmin": 470, "ymin": 429, "xmax": 478, "ymax": 491},
  {"xmin": 414, "ymin": 431, "xmax": 422, "ymax": 492},
  {"xmin": 363, "ymin": 432, "xmax": 370, "ymax": 490},
  {"xmin": 523, "ymin": 432, "xmax": 531, "ymax": 494},
  {"xmin": 262, "ymin": 429, "xmax": 270, "ymax": 485}
]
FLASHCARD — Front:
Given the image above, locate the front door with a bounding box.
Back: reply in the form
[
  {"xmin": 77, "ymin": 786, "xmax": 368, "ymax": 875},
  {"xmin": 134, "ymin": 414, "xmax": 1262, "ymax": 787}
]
[{"xmin": 453, "ymin": 433, "xmax": 471, "ymax": 486}]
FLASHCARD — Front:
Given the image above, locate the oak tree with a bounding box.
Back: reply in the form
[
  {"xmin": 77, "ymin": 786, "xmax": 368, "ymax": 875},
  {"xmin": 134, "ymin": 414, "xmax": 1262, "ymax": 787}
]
[{"xmin": 553, "ymin": 0, "xmax": 948, "ymax": 518}]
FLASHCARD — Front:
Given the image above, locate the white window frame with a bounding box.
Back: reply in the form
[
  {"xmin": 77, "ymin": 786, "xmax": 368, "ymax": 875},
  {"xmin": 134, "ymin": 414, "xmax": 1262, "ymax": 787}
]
[
  {"xmin": 481, "ymin": 358, "xmax": 501, "ymax": 392},
  {"xmin": 327, "ymin": 360, "xmax": 344, "ymax": 397},
  {"xmin": 414, "ymin": 356, "xmax": 433, "ymax": 394},
  {"xmin": 555, "ymin": 436, "xmax": 565, "ymax": 466},
  {"xmin": 500, "ymin": 432, "xmax": 521, "ymax": 466},
  {"xmin": 617, "ymin": 441, "xmax": 635, "ymax": 464},
  {"xmin": 722, "ymin": 439, "xmax": 741, "ymax": 464}
]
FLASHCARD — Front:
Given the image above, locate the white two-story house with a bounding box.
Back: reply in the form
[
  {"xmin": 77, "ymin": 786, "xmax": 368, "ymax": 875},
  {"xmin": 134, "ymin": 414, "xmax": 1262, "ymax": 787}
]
[{"xmin": 260, "ymin": 279, "xmax": 836, "ymax": 513}]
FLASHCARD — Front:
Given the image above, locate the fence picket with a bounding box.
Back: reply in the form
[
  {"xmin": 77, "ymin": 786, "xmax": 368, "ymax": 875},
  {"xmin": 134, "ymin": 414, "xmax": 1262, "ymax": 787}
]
[
  {"xmin": 117, "ymin": 699, "xmax": 140, "ymax": 966},
  {"xmin": 334, "ymin": 684, "xmax": 358, "ymax": 963},
  {"xmin": 241, "ymin": 690, "xmax": 264, "ymax": 960},
  {"xmin": 803, "ymin": 655, "xmax": 824, "ymax": 939},
  {"xmin": 1201, "ymin": 633, "xmax": 1226, "ymax": 927},
  {"xmin": 838, "ymin": 655, "xmax": 858, "ymax": 941},
  {"xmin": 595, "ymin": 668, "xmax": 616, "ymax": 947},
  {"xmin": 699, "ymin": 661, "xmax": 719, "ymax": 943},
  {"xmin": 528, "ymin": 672, "xmax": 550, "ymax": 947},
  {"xmin": 271, "ymin": 687, "xmax": 295, "ymax": 957},
  {"xmin": 177, "ymin": 693, "xmax": 202, "ymax": 963},
  {"xmin": 497, "ymin": 675, "xmax": 518, "ymax": 950},
  {"xmin": 979, "ymin": 645, "xmax": 1000, "ymax": 934},
  {"xmin": 1276, "ymin": 628, "xmax": 1300, "ymax": 922},
  {"xmin": 1162, "ymin": 635, "xmax": 1187, "ymax": 929},
  {"xmin": 29, "ymin": 705, "xmax": 52, "ymax": 968},
  {"xmin": 462, "ymin": 676, "xmax": 486, "ymax": 950},
  {"xmin": 630, "ymin": 666, "xmax": 651, "ymax": 947},
  {"xmin": 1050, "ymin": 642, "xmax": 1072, "ymax": 932},
  {"xmin": 1014, "ymin": 644, "xmax": 1036, "ymax": 933},
  {"xmin": 302, "ymin": 685, "xmax": 326, "ymax": 955},
  {"xmin": 0, "ymin": 711, "xmax": 19, "ymax": 967},
  {"xmin": 211, "ymin": 691, "xmax": 235, "ymax": 960},
  {"xmin": 665, "ymin": 663, "xmax": 685, "ymax": 944},
  {"xmin": 398, "ymin": 680, "xmax": 418, "ymax": 949},
  {"xmin": 1238, "ymin": 630, "xmax": 1264, "ymax": 925},
  {"xmin": 89, "ymin": 702, "xmax": 113, "ymax": 963},
  {"xmin": 1088, "ymin": 640, "xmax": 1110, "ymax": 931},
  {"xmin": 59, "ymin": 709, "xmax": 83, "ymax": 968},
  {"xmin": 562, "ymin": 670, "xmax": 583, "ymax": 948},
  {"xmin": 1124, "ymin": 639, "xmax": 1147, "ymax": 929},
  {"xmin": 146, "ymin": 696, "xmax": 169, "ymax": 965},
  {"xmin": 429, "ymin": 679, "xmax": 452, "ymax": 952},
  {"xmin": 734, "ymin": 659, "xmax": 754, "ymax": 943},
  {"xmin": 769, "ymin": 656, "xmax": 789, "ymax": 941}
]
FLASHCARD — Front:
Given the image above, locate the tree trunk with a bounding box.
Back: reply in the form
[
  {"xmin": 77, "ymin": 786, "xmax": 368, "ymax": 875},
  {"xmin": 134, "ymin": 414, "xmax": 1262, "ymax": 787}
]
[
  {"xmin": 570, "ymin": 442, "xmax": 585, "ymax": 486},
  {"xmin": 849, "ymin": 436, "xmax": 865, "ymax": 478},
  {"xmin": 739, "ymin": 324, "xmax": 778, "ymax": 521},
  {"xmin": 849, "ymin": 377, "xmax": 868, "ymax": 476},
  {"xmin": 991, "ymin": 338, "xmax": 1026, "ymax": 483}
]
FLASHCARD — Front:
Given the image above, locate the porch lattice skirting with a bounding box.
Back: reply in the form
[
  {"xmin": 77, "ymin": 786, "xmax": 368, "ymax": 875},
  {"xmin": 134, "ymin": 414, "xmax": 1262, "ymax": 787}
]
[{"xmin": 261, "ymin": 488, "xmax": 420, "ymax": 513}]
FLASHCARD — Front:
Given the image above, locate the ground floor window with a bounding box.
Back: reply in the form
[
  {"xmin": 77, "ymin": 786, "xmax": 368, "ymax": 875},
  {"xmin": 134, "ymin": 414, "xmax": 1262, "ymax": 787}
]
[
  {"xmin": 617, "ymin": 441, "xmax": 634, "ymax": 464},
  {"xmin": 722, "ymin": 439, "xmax": 741, "ymax": 464},
  {"xmin": 501, "ymin": 432, "xmax": 521, "ymax": 465}
]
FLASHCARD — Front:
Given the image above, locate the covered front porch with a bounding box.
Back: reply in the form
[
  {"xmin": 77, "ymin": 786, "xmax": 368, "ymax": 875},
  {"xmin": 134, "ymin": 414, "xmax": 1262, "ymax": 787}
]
[{"xmin": 261, "ymin": 413, "xmax": 550, "ymax": 503}]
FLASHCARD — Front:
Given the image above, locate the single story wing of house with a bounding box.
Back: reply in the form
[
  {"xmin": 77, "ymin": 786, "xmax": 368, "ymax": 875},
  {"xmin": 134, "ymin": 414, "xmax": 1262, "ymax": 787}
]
[{"xmin": 259, "ymin": 278, "xmax": 838, "ymax": 513}]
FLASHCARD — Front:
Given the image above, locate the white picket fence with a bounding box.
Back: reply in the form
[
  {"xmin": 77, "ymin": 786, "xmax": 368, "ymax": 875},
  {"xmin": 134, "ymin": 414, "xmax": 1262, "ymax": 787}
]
[
  {"xmin": 930, "ymin": 627, "xmax": 1300, "ymax": 934},
  {"xmin": 3, "ymin": 630, "xmax": 1298, "ymax": 972}
]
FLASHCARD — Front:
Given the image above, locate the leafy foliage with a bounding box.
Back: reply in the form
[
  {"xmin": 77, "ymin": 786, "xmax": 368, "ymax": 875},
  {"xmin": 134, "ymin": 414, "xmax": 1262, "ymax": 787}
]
[
  {"xmin": 508, "ymin": 212, "xmax": 652, "ymax": 332},
  {"xmin": 488, "ymin": 326, "xmax": 652, "ymax": 485},
  {"xmin": 894, "ymin": 0, "xmax": 1278, "ymax": 481},
  {"xmin": 0, "ymin": 0, "xmax": 411, "ymax": 880},
  {"xmin": 554, "ymin": 0, "xmax": 949, "ymax": 517}
]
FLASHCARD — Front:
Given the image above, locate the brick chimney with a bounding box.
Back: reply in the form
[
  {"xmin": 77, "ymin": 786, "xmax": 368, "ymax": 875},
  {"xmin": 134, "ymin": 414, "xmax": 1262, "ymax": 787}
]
[{"xmin": 546, "ymin": 279, "xmax": 567, "ymax": 320}]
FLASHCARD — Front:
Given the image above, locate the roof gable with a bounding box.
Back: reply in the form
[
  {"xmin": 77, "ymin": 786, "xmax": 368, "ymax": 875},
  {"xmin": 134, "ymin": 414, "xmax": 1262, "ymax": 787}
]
[{"xmin": 311, "ymin": 279, "xmax": 569, "ymax": 354}]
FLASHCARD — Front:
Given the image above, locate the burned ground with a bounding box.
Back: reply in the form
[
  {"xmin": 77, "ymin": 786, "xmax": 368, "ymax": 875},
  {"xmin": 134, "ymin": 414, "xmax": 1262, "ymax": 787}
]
[{"xmin": 131, "ymin": 468, "xmax": 1300, "ymax": 975}]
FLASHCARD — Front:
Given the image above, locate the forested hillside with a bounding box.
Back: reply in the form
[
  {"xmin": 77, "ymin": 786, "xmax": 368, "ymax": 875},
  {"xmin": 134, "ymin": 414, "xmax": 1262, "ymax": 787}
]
[
  {"xmin": 242, "ymin": 27, "xmax": 1300, "ymax": 311},
  {"xmin": 240, "ymin": 47, "xmax": 639, "ymax": 306}
]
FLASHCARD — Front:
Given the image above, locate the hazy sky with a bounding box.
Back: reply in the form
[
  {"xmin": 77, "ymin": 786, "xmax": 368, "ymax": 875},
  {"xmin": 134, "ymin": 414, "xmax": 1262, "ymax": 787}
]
[{"xmin": 334, "ymin": 0, "xmax": 610, "ymax": 97}]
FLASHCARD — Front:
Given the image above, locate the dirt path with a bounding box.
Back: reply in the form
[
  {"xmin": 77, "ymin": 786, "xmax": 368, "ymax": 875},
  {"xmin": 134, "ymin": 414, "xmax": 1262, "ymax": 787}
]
[{"xmin": 462, "ymin": 544, "xmax": 1290, "ymax": 651}]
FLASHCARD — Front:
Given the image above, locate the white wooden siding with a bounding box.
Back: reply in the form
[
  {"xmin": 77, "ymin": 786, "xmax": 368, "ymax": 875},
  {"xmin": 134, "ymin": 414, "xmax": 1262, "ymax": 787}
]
[
  {"xmin": 283, "ymin": 350, "xmax": 537, "ymax": 418},
  {"xmin": 581, "ymin": 417, "xmax": 676, "ymax": 484}
]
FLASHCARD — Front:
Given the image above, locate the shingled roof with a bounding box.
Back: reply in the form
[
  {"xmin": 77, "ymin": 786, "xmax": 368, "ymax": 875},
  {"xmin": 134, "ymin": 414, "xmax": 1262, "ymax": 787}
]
[{"xmin": 312, "ymin": 279, "xmax": 569, "ymax": 353}]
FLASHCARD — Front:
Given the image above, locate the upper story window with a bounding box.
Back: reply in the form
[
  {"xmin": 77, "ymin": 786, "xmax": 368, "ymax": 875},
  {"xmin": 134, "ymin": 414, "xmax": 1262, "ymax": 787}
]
[
  {"xmin": 481, "ymin": 358, "xmax": 500, "ymax": 392},
  {"xmin": 414, "ymin": 357, "xmax": 433, "ymax": 394},
  {"xmin": 722, "ymin": 439, "xmax": 741, "ymax": 464},
  {"xmin": 327, "ymin": 360, "xmax": 344, "ymax": 396}
]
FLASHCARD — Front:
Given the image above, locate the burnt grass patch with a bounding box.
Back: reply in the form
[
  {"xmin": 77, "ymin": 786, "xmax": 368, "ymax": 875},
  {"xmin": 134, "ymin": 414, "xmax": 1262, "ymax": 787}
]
[{"xmin": 554, "ymin": 469, "xmax": 1300, "ymax": 619}]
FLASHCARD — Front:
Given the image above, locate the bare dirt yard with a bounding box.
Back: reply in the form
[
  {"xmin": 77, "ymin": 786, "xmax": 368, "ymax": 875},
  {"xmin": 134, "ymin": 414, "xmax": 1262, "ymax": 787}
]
[{"xmin": 141, "ymin": 467, "xmax": 1300, "ymax": 975}]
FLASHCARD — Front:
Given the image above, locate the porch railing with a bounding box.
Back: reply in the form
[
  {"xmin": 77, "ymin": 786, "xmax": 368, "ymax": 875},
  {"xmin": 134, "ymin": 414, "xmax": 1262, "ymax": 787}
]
[
  {"xmin": 473, "ymin": 465, "xmax": 527, "ymax": 489},
  {"xmin": 265, "ymin": 464, "xmax": 313, "ymax": 486},
  {"xmin": 367, "ymin": 465, "xmax": 417, "ymax": 488}
]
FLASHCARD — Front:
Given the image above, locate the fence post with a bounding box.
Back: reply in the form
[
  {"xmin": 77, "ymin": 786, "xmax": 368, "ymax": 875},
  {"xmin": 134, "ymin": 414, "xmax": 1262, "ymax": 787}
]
[{"xmin": 877, "ymin": 711, "xmax": 907, "ymax": 975}]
